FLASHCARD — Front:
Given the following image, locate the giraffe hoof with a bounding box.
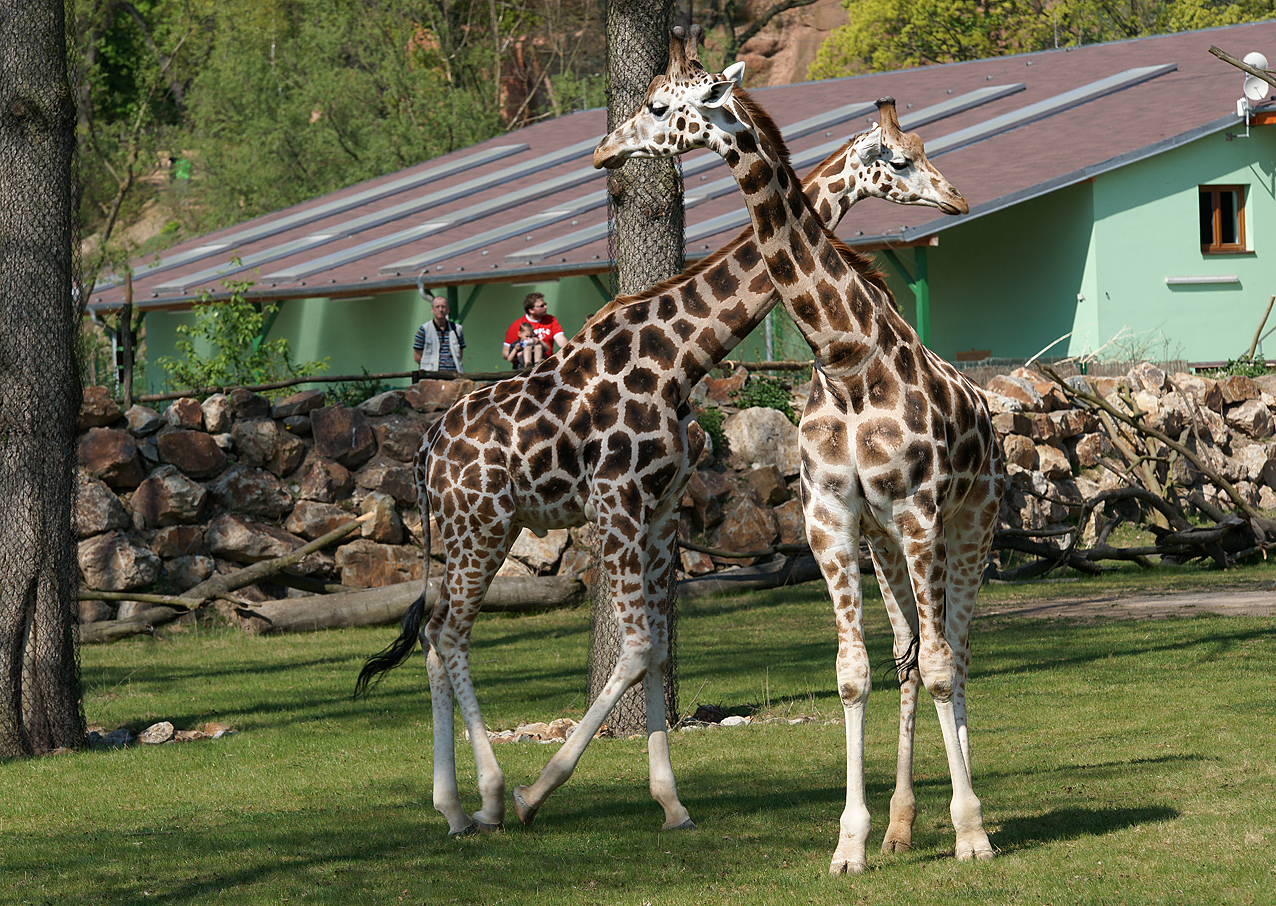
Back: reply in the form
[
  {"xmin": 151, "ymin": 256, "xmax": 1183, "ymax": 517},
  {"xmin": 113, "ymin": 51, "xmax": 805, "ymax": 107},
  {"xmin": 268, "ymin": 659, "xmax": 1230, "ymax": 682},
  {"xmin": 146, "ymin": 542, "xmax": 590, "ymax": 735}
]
[
  {"xmin": 881, "ymin": 837, "xmax": 912, "ymax": 854},
  {"xmin": 472, "ymin": 819, "xmax": 503, "ymax": 834},
  {"xmin": 662, "ymin": 817, "xmax": 697, "ymax": 832},
  {"xmin": 448, "ymin": 823, "xmax": 478, "ymax": 838},
  {"xmin": 512, "ymin": 787, "xmax": 539, "ymax": 826}
]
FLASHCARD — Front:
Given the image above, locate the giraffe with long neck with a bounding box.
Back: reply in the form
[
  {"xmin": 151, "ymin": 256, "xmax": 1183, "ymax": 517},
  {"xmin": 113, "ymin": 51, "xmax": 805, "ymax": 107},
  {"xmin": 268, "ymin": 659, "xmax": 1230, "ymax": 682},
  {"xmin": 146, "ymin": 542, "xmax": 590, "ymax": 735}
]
[
  {"xmin": 355, "ymin": 66, "xmax": 967, "ymax": 840},
  {"xmin": 595, "ymin": 30, "xmax": 1003, "ymax": 873}
]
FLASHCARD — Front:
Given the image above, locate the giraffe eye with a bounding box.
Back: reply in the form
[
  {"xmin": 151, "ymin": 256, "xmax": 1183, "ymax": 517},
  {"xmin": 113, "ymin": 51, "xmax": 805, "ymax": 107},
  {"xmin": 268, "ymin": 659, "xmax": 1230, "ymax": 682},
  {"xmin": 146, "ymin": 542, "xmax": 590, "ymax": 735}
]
[
  {"xmin": 889, "ymin": 159, "xmax": 909, "ymax": 171},
  {"xmin": 648, "ymin": 101, "xmax": 669, "ymax": 117}
]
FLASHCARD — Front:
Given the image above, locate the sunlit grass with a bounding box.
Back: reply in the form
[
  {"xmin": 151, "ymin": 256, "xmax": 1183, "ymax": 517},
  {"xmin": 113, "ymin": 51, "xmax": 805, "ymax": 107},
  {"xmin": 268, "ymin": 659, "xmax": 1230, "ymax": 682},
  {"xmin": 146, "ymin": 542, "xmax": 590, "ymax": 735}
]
[{"xmin": 3, "ymin": 568, "xmax": 1275, "ymax": 905}]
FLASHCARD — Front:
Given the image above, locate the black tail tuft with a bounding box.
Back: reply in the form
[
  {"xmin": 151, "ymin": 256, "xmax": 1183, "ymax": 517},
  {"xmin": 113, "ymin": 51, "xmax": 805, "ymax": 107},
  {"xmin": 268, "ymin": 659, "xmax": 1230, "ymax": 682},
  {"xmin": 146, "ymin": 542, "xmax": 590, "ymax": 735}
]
[
  {"xmin": 353, "ymin": 592, "xmax": 428, "ymax": 698},
  {"xmin": 879, "ymin": 635, "xmax": 921, "ymax": 689}
]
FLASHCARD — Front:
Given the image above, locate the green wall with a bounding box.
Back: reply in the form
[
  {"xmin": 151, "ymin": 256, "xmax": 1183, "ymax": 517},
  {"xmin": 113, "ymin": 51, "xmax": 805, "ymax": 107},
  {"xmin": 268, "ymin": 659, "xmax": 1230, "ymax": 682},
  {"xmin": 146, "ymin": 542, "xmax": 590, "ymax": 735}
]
[
  {"xmin": 140, "ymin": 275, "xmax": 615, "ymax": 395},
  {"xmin": 901, "ymin": 124, "xmax": 1276, "ymax": 364}
]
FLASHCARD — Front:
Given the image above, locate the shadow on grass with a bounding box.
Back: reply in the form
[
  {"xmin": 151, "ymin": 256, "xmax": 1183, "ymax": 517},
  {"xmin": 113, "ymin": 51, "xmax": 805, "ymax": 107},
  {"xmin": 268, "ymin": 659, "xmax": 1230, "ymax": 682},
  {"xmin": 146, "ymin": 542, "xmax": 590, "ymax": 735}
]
[{"xmin": 993, "ymin": 804, "xmax": 1179, "ymax": 854}]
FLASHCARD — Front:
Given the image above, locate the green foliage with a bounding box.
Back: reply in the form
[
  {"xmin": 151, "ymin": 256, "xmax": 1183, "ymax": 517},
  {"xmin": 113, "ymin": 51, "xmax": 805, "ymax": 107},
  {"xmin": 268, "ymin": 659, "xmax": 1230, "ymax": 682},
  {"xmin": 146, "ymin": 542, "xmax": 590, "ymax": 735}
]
[
  {"xmin": 325, "ymin": 371, "xmax": 396, "ymax": 409},
  {"xmin": 181, "ymin": 0, "xmax": 503, "ymax": 227},
  {"xmin": 1208, "ymin": 357, "xmax": 1272, "ymax": 378},
  {"xmin": 810, "ymin": 0, "xmax": 1276, "ymax": 78},
  {"xmin": 696, "ymin": 405, "xmax": 728, "ymax": 455},
  {"xmin": 732, "ymin": 375, "xmax": 797, "ymax": 424},
  {"xmin": 155, "ymin": 277, "xmax": 328, "ymax": 394}
]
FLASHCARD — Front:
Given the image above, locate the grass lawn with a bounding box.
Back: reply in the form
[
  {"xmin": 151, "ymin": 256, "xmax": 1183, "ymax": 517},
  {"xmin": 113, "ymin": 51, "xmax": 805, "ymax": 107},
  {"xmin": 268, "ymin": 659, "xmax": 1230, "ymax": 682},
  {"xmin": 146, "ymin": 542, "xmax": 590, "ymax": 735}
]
[{"xmin": 3, "ymin": 563, "xmax": 1275, "ymax": 905}]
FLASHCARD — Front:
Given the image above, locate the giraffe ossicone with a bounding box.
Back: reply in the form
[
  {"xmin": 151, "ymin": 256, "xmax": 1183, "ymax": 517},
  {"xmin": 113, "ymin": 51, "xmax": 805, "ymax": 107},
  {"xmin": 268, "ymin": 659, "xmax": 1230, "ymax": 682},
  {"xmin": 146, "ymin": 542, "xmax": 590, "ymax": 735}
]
[
  {"xmin": 596, "ymin": 27, "xmax": 1000, "ymax": 874},
  {"xmin": 355, "ymin": 23, "xmax": 972, "ymax": 844}
]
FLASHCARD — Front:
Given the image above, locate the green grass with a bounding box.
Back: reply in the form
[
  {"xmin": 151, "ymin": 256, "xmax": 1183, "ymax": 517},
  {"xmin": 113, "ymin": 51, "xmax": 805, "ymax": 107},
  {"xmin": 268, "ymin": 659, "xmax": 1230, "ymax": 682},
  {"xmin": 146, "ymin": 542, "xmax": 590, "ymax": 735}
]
[{"xmin": 3, "ymin": 568, "xmax": 1276, "ymax": 905}]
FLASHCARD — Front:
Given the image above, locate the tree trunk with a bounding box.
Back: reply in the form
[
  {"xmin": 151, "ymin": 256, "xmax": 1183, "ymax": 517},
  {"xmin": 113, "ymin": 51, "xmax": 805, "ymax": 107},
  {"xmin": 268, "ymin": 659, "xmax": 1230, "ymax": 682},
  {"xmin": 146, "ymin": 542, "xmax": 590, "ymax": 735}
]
[
  {"xmin": 591, "ymin": 0, "xmax": 683, "ymax": 736},
  {"xmin": 0, "ymin": 0, "xmax": 86, "ymax": 755}
]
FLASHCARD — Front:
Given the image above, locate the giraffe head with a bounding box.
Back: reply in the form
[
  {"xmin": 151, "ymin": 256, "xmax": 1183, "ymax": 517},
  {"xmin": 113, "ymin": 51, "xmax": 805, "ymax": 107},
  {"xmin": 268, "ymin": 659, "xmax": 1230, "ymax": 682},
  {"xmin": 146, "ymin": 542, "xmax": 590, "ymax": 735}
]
[
  {"xmin": 594, "ymin": 26, "xmax": 750, "ymax": 169},
  {"xmin": 818, "ymin": 98, "xmax": 967, "ymax": 216}
]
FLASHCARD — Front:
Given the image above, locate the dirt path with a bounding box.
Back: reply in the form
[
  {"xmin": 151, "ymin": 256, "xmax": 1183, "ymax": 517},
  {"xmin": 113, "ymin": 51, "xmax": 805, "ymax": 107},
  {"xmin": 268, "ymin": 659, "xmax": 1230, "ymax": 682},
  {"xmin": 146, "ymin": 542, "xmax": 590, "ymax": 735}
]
[{"xmin": 980, "ymin": 584, "xmax": 1276, "ymax": 621}]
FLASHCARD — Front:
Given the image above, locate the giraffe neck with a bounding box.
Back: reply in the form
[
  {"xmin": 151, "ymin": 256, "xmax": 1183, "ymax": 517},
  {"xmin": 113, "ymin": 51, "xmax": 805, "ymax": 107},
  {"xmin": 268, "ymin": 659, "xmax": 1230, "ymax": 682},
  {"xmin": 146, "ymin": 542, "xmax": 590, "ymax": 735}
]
[
  {"xmin": 716, "ymin": 102, "xmax": 902, "ymax": 378},
  {"xmin": 587, "ymin": 143, "xmax": 879, "ymax": 399}
]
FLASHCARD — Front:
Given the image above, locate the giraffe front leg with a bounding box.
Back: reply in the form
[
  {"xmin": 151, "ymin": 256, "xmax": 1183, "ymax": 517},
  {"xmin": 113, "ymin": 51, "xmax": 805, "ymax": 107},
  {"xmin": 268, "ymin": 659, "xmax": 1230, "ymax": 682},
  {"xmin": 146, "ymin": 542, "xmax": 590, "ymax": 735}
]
[
  {"xmin": 808, "ymin": 509, "xmax": 871, "ymax": 875},
  {"xmin": 514, "ymin": 523, "xmax": 652, "ymax": 826}
]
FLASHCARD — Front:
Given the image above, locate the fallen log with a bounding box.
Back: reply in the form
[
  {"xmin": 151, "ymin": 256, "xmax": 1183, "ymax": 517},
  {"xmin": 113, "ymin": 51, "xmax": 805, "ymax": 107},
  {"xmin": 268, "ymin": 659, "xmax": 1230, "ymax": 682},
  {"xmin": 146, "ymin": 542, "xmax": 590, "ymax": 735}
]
[
  {"xmin": 234, "ymin": 575, "xmax": 587, "ymax": 635},
  {"xmin": 676, "ymin": 555, "xmax": 823, "ymax": 599},
  {"xmin": 78, "ymin": 606, "xmax": 183, "ymax": 644}
]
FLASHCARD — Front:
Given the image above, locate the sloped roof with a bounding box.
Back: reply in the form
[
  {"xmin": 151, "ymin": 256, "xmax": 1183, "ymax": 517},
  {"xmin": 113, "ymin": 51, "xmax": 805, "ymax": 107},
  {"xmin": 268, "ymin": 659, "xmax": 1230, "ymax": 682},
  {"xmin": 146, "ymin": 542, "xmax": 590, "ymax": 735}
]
[{"xmin": 89, "ymin": 19, "xmax": 1276, "ymax": 313}]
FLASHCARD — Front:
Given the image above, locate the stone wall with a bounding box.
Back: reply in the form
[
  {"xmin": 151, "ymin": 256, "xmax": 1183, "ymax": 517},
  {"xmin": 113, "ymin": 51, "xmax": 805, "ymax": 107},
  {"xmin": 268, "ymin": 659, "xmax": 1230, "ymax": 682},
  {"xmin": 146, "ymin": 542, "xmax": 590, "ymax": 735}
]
[{"xmin": 73, "ymin": 362, "xmax": 1276, "ymax": 623}]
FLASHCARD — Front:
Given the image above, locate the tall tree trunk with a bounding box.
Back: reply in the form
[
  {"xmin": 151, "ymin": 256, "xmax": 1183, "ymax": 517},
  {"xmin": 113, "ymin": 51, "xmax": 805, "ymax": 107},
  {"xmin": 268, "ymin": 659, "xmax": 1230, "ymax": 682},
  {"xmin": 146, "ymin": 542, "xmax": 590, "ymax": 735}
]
[
  {"xmin": 0, "ymin": 0, "xmax": 86, "ymax": 756},
  {"xmin": 590, "ymin": 0, "xmax": 683, "ymax": 736}
]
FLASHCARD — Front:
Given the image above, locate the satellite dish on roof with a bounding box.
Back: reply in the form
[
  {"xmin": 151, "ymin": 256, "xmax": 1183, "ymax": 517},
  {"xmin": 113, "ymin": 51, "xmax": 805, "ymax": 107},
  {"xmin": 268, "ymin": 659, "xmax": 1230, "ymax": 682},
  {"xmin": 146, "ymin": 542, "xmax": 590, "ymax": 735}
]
[
  {"xmin": 1243, "ymin": 51, "xmax": 1269, "ymax": 70},
  {"xmin": 1244, "ymin": 75, "xmax": 1270, "ymax": 101}
]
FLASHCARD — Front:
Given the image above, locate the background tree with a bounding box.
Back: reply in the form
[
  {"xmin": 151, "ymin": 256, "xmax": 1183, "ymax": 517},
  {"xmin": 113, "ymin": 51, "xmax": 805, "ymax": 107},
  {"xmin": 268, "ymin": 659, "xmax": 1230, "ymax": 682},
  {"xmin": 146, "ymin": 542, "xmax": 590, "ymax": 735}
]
[
  {"xmin": 809, "ymin": 0, "xmax": 1276, "ymax": 78},
  {"xmin": 589, "ymin": 0, "xmax": 683, "ymax": 736},
  {"xmin": 0, "ymin": 0, "xmax": 87, "ymax": 756}
]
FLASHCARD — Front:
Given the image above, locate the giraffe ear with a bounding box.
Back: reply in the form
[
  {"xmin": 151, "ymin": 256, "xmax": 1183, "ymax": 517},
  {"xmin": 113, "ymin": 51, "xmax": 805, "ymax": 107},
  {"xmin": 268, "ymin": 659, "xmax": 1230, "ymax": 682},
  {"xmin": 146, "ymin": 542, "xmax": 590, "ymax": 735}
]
[
  {"xmin": 856, "ymin": 125, "xmax": 883, "ymax": 165},
  {"xmin": 703, "ymin": 61, "xmax": 744, "ymax": 108}
]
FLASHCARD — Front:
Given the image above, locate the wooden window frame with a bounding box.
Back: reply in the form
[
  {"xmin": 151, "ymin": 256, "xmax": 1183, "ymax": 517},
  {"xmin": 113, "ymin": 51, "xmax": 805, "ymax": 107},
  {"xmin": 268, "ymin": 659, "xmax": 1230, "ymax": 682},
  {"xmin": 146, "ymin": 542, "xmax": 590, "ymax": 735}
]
[{"xmin": 1199, "ymin": 184, "xmax": 1247, "ymax": 254}]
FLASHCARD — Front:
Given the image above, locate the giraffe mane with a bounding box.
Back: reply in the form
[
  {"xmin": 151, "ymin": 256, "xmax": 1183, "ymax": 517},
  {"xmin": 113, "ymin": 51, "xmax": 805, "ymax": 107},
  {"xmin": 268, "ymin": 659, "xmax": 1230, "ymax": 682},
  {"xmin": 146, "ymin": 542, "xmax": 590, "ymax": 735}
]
[{"xmin": 732, "ymin": 91, "xmax": 892, "ymax": 298}]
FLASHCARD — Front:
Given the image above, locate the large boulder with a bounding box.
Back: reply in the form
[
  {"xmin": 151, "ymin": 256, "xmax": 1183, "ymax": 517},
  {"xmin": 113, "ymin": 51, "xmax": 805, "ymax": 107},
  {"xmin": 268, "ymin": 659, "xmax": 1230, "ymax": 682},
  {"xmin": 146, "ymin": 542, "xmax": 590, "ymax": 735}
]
[
  {"xmin": 295, "ymin": 455, "xmax": 354, "ymax": 503},
  {"xmin": 311, "ymin": 406, "xmax": 377, "ymax": 468},
  {"xmin": 75, "ymin": 471, "xmax": 131, "ymax": 538},
  {"xmin": 131, "ymin": 465, "xmax": 207, "ymax": 529},
  {"xmin": 156, "ymin": 428, "xmax": 227, "ymax": 479},
  {"xmin": 209, "ymin": 466, "xmax": 294, "ymax": 519},
  {"xmin": 335, "ymin": 539, "xmax": 423, "ymax": 587},
  {"xmin": 78, "ymin": 428, "xmax": 145, "ymax": 489},
  {"xmin": 77, "ymin": 532, "xmax": 161, "ymax": 591},
  {"xmin": 508, "ymin": 527, "xmax": 571, "ymax": 573},
  {"xmin": 723, "ymin": 407, "xmax": 800, "ymax": 478},
  {"xmin": 78, "ymin": 386, "xmax": 123, "ymax": 429},
  {"xmin": 206, "ymin": 515, "xmax": 303, "ymax": 563}
]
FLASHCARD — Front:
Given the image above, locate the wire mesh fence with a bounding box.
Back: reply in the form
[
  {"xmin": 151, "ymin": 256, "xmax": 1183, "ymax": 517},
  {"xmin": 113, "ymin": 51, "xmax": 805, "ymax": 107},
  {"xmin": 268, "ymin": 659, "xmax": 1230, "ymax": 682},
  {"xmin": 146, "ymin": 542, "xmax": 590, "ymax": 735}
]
[{"xmin": 0, "ymin": 0, "xmax": 86, "ymax": 756}]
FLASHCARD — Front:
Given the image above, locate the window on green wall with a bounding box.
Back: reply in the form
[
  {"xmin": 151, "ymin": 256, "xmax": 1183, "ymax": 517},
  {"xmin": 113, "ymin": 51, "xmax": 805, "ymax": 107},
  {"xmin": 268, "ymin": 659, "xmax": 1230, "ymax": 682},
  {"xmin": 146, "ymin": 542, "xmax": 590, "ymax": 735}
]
[{"xmin": 1199, "ymin": 185, "xmax": 1247, "ymax": 254}]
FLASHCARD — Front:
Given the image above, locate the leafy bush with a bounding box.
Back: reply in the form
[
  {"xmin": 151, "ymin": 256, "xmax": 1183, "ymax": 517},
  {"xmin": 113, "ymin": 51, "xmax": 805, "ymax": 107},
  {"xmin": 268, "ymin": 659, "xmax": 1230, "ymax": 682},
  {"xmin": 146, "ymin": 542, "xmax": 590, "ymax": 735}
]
[
  {"xmin": 731, "ymin": 375, "xmax": 796, "ymax": 424},
  {"xmin": 1209, "ymin": 358, "xmax": 1271, "ymax": 379},
  {"xmin": 326, "ymin": 371, "xmax": 396, "ymax": 409},
  {"xmin": 156, "ymin": 277, "xmax": 328, "ymax": 396},
  {"xmin": 696, "ymin": 406, "xmax": 727, "ymax": 458}
]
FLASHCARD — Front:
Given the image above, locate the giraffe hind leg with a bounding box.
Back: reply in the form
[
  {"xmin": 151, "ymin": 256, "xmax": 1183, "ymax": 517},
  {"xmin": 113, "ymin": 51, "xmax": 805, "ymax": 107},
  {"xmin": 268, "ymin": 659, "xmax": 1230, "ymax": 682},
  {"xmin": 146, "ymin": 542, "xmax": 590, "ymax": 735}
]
[{"xmin": 869, "ymin": 542, "xmax": 921, "ymax": 855}]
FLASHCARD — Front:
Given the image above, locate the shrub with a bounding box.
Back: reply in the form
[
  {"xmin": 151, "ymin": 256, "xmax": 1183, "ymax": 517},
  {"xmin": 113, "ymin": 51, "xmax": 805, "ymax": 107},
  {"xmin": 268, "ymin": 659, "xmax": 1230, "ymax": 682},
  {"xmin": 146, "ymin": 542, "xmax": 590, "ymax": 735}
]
[
  {"xmin": 696, "ymin": 406, "xmax": 727, "ymax": 458},
  {"xmin": 731, "ymin": 375, "xmax": 796, "ymax": 424},
  {"xmin": 156, "ymin": 276, "xmax": 328, "ymax": 396}
]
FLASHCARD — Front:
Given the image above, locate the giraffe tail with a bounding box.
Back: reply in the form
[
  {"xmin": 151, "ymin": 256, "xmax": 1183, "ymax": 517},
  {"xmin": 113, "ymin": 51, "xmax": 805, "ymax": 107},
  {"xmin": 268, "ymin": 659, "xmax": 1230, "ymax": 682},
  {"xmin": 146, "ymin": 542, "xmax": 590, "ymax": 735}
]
[
  {"xmin": 354, "ymin": 437, "xmax": 435, "ymax": 699},
  {"xmin": 353, "ymin": 590, "xmax": 428, "ymax": 698}
]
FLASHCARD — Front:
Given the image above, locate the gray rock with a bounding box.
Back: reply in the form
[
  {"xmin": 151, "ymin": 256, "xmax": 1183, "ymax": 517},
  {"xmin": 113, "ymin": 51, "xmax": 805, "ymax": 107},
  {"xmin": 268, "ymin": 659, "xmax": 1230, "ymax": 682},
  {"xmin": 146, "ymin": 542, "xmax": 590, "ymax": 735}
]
[
  {"xmin": 201, "ymin": 394, "xmax": 233, "ymax": 434},
  {"xmin": 206, "ymin": 515, "xmax": 303, "ymax": 564},
  {"xmin": 75, "ymin": 471, "xmax": 131, "ymax": 538},
  {"xmin": 723, "ymin": 407, "xmax": 800, "ymax": 478},
  {"xmin": 124, "ymin": 404, "xmax": 164, "ymax": 437},
  {"xmin": 77, "ymin": 532, "xmax": 161, "ymax": 591},
  {"xmin": 272, "ymin": 389, "xmax": 326, "ymax": 419},
  {"xmin": 132, "ymin": 465, "xmax": 207, "ymax": 529},
  {"xmin": 209, "ymin": 466, "xmax": 294, "ymax": 519}
]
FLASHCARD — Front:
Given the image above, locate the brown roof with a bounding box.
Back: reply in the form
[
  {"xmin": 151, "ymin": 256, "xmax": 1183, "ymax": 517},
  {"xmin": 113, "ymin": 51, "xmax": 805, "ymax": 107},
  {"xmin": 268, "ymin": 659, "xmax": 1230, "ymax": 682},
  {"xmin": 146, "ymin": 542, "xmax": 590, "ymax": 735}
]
[{"xmin": 89, "ymin": 20, "xmax": 1276, "ymax": 312}]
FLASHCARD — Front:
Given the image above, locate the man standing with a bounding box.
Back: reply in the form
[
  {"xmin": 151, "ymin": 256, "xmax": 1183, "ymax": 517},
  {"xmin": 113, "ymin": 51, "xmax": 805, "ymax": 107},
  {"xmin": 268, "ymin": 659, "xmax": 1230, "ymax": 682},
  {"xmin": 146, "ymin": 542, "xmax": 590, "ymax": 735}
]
[
  {"xmin": 502, "ymin": 292, "xmax": 567, "ymax": 366},
  {"xmin": 414, "ymin": 295, "xmax": 465, "ymax": 372}
]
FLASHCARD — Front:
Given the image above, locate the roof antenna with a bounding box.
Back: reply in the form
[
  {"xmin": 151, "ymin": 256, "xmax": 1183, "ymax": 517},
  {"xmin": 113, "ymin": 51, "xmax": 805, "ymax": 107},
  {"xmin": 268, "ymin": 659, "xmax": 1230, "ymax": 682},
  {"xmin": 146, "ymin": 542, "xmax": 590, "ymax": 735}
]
[{"xmin": 1228, "ymin": 51, "xmax": 1269, "ymax": 140}]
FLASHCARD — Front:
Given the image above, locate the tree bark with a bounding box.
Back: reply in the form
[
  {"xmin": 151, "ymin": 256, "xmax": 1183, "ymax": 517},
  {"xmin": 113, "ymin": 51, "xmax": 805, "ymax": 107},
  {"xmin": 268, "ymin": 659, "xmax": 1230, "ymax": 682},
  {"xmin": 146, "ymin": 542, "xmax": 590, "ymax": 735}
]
[
  {"xmin": 0, "ymin": 0, "xmax": 85, "ymax": 755},
  {"xmin": 592, "ymin": 0, "xmax": 683, "ymax": 735}
]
